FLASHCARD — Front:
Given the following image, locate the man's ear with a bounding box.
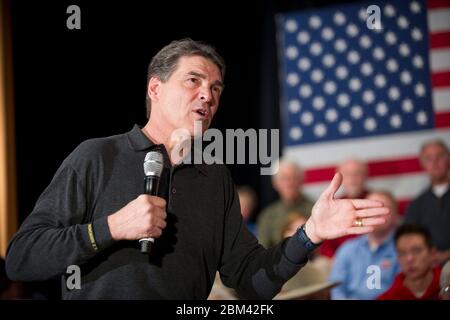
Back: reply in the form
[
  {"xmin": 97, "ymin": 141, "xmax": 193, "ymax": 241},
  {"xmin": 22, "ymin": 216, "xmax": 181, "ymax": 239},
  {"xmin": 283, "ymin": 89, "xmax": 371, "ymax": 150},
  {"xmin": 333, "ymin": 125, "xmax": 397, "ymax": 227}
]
[{"xmin": 147, "ymin": 77, "xmax": 161, "ymax": 103}]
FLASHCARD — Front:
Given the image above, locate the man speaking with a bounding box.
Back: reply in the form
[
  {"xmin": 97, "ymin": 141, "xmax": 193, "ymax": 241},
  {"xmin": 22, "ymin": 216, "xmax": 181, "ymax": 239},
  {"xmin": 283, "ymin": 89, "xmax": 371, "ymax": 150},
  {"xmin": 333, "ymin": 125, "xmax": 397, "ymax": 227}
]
[{"xmin": 5, "ymin": 39, "xmax": 389, "ymax": 299}]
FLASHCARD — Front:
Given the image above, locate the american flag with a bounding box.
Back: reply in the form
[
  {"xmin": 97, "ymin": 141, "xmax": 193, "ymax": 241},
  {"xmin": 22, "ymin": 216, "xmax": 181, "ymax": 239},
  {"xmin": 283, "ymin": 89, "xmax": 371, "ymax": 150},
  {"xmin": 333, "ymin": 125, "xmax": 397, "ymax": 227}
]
[{"xmin": 276, "ymin": 0, "xmax": 450, "ymax": 213}]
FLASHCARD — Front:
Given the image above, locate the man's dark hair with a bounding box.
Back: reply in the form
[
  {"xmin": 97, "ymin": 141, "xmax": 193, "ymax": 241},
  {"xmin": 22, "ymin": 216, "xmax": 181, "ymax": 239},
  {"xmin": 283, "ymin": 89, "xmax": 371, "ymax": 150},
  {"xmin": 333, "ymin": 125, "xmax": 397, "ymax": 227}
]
[
  {"xmin": 145, "ymin": 38, "xmax": 226, "ymax": 118},
  {"xmin": 394, "ymin": 223, "xmax": 434, "ymax": 249}
]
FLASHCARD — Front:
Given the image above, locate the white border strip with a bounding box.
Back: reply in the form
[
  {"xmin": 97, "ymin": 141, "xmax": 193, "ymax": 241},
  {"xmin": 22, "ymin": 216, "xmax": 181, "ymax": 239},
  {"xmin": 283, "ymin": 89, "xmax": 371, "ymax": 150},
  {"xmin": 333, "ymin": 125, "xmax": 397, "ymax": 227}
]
[
  {"xmin": 284, "ymin": 128, "xmax": 450, "ymax": 168},
  {"xmin": 303, "ymin": 172, "xmax": 429, "ymax": 200}
]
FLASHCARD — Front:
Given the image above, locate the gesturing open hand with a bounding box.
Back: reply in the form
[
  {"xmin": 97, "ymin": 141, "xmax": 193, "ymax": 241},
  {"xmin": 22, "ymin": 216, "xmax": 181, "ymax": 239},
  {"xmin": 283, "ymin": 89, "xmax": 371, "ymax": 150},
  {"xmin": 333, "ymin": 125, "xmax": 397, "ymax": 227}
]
[{"xmin": 304, "ymin": 172, "xmax": 390, "ymax": 244}]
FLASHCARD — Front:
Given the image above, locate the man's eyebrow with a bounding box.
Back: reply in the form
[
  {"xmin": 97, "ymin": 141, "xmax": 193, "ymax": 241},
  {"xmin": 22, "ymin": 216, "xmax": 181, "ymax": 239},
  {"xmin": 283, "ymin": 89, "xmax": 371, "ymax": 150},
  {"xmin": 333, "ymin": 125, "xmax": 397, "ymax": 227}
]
[{"xmin": 187, "ymin": 71, "xmax": 224, "ymax": 87}]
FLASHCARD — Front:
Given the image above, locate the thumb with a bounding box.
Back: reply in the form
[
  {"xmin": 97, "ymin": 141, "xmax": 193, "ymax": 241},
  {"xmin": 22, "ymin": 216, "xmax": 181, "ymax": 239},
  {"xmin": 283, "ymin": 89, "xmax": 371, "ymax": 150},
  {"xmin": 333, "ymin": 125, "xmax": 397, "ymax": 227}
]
[{"xmin": 321, "ymin": 172, "xmax": 342, "ymax": 200}]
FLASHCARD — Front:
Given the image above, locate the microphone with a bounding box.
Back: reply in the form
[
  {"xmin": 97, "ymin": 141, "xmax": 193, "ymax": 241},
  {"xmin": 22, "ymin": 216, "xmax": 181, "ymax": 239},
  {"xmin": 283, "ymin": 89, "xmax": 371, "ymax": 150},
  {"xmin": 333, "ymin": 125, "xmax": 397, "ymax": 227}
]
[{"xmin": 139, "ymin": 151, "xmax": 164, "ymax": 254}]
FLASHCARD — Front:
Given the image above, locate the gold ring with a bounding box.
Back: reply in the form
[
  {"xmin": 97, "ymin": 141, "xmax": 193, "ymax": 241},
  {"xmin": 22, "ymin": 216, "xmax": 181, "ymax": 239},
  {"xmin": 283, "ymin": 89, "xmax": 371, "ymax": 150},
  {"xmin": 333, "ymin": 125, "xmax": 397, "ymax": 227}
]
[{"xmin": 354, "ymin": 218, "xmax": 363, "ymax": 227}]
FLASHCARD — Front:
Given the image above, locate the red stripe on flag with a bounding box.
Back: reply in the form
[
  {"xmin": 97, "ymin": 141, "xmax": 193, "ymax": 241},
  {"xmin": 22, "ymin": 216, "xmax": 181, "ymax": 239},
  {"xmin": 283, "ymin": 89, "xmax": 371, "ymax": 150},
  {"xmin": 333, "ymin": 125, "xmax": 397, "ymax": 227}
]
[
  {"xmin": 432, "ymin": 71, "xmax": 450, "ymax": 87},
  {"xmin": 430, "ymin": 32, "xmax": 450, "ymax": 49},
  {"xmin": 428, "ymin": 0, "xmax": 450, "ymax": 9},
  {"xmin": 304, "ymin": 158, "xmax": 423, "ymax": 184},
  {"xmin": 369, "ymin": 158, "xmax": 422, "ymax": 177},
  {"xmin": 304, "ymin": 167, "xmax": 336, "ymax": 184},
  {"xmin": 435, "ymin": 111, "xmax": 450, "ymax": 127}
]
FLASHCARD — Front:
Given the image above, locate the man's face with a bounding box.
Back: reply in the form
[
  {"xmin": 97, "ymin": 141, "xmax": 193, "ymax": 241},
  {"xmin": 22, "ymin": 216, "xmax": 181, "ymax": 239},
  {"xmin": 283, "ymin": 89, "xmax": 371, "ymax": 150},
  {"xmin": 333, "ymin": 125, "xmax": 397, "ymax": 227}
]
[
  {"xmin": 273, "ymin": 164, "xmax": 302, "ymax": 202},
  {"xmin": 150, "ymin": 55, "xmax": 224, "ymax": 136},
  {"xmin": 420, "ymin": 144, "xmax": 449, "ymax": 182},
  {"xmin": 338, "ymin": 160, "xmax": 368, "ymax": 198},
  {"xmin": 397, "ymin": 234, "xmax": 435, "ymax": 281}
]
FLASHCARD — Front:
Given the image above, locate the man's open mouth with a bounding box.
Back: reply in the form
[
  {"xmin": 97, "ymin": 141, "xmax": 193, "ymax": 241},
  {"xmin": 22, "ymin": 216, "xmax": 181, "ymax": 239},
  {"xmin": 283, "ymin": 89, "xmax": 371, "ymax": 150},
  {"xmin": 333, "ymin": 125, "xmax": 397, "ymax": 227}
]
[{"xmin": 193, "ymin": 108, "xmax": 209, "ymax": 118}]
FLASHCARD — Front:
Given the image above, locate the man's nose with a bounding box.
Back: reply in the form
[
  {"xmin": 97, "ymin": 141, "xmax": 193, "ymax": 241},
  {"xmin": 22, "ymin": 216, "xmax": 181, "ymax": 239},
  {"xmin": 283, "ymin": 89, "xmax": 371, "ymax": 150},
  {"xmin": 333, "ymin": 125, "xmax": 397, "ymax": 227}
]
[{"xmin": 199, "ymin": 87, "xmax": 213, "ymax": 103}]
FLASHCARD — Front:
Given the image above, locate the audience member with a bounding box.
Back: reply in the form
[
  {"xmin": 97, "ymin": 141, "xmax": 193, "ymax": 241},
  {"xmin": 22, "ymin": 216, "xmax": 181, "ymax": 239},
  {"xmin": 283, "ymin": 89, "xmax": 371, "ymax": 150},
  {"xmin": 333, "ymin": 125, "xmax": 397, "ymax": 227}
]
[
  {"xmin": 405, "ymin": 139, "xmax": 450, "ymax": 265},
  {"xmin": 257, "ymin": 159, "xmax": 314, "ymax": 248},
  {"xmin": 378, "ymin": 224, "xmax": 441, "ymax": 300},
  {"xmin": 329, "ymin": 191, "xmax": 400, "ymax": 299}
]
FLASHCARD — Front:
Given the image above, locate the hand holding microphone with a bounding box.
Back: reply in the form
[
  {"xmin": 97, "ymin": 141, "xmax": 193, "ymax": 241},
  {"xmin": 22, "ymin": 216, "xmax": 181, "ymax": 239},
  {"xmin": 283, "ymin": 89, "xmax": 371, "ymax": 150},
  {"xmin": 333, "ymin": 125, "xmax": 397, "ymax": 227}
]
[
  {"xmin": 107, "ymin": 151, "xmax": 166, "ymax": 254},
  {"xmin": 140, "ymin": 151, "xmax": 164, "ymax": 253}
]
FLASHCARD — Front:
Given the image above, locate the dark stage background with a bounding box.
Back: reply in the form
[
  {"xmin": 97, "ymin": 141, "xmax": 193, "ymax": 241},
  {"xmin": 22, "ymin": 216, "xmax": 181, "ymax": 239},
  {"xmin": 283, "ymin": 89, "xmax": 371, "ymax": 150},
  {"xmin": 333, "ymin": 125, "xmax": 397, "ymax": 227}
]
[{"xmin": 10, "ymin": 0, "xmax": 356, "ymax": 298}]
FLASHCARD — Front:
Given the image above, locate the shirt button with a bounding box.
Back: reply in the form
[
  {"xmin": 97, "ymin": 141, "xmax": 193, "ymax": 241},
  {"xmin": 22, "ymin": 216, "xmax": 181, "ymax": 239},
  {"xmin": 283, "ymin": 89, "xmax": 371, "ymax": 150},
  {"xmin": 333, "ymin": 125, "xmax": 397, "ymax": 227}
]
[{"xmin": 171, "ymin": 187, "xmax": 176, "ymax": 194}]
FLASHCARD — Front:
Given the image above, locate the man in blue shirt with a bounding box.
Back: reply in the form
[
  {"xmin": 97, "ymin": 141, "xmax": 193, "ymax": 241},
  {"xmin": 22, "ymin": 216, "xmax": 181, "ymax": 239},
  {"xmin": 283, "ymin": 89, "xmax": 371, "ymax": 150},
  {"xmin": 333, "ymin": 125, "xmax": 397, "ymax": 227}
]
[{"xmin": 329, "ymin": 191, "xmax": 401, "ymax": 299}]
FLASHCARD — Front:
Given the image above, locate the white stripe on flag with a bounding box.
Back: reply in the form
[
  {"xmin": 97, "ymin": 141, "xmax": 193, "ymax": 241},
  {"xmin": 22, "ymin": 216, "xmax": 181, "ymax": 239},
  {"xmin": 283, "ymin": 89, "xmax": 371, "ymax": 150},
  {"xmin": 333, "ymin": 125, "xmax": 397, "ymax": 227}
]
[
  {"xmin": 434, "ymin": 88, "xmax": 450, "ymax": 111},
  {"xmin": 428, "ymin": 8, "xmax": 450, "ymax": 33},
  {"xmin": 283, "ymin": 128, "xmax": 450, "ymax": 168},
  {"xmin": 430, "ymin": 49, "xmax": 450, "ymax": 72},
  {"xmin": 303, "ymin": 172, "xmax": 429, "ymax": 201}
]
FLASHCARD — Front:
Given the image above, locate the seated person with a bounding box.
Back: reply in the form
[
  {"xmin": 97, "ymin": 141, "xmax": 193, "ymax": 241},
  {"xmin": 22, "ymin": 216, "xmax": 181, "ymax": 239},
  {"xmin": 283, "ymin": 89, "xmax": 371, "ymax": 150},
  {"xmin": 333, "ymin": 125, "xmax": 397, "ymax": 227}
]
[
  {"xmin": 404, "ymin": 139, "xmax": 450, "ymax": 265},
  {"xmin": 329, "ymin": 191, "xmax": 400, "ymax": 299},
  {"xmin": 378, "ymin": 224, "xmax": 441, "ymax": 300},
  {"xmin": 256, "ymin": 159, "xmax": 314, "ymax": 248}
]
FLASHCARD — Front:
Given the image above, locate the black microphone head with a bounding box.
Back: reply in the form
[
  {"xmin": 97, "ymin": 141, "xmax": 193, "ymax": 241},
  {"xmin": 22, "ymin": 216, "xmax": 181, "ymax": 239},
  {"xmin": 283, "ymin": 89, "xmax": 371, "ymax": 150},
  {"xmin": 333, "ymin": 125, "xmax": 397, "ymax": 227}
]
[{"xmin": 144, "ymin": 151, "xmax": 164, "ymax": 177}]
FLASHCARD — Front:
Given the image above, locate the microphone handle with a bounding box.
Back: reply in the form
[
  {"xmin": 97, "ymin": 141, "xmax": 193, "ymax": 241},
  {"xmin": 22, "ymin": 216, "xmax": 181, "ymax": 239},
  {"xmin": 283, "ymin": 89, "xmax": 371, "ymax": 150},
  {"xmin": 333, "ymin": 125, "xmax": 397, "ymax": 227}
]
[{"xmin": 139, "ymin": 175, "xmax": 160, "ymax": 254}]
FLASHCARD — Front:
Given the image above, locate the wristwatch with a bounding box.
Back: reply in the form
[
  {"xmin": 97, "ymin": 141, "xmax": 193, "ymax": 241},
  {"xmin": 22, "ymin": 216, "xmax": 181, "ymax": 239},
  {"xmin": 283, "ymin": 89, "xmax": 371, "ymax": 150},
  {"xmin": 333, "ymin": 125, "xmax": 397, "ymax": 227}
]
[{"xmin": 296, "ymin": 224, "xmax": 322, "ymax": 251}]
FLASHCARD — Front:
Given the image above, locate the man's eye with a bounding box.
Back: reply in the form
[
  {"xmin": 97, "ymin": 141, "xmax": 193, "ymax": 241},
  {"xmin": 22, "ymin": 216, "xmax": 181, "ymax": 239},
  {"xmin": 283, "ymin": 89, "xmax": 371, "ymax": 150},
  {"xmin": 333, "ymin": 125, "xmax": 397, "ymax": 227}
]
[{"xmin": 188, "ymin": 78, "xmax": 198, "ymax": 83}]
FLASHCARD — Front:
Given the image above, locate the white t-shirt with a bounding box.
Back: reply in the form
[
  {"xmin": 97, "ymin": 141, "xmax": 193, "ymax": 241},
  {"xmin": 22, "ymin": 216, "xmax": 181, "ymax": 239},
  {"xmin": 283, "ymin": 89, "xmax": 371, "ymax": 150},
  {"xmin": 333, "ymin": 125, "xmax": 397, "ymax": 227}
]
[{"xmin": 432, "ymin": 182, "xmax": 449, "ymax": 198}]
